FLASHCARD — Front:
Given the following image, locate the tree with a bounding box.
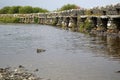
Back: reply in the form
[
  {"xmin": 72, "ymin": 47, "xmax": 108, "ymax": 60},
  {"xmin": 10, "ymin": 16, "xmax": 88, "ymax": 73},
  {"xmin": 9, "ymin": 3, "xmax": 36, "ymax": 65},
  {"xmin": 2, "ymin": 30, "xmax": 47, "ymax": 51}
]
[
  {"xmin": 0, "ymin": 6, "xmax": 49, "ymax": 14},
  {"xmin": 19, "ymin": 6, "xmax": 33, "ymax": 14},
  {"xmin": 33, "ymin": 7, "xmax": 48, "ymax": 13},
  {"xmin": 33, "ymin": 7, "xmax": 41, "ymax": 13},
  {"xmin": 8, "ymin": 6, "xmax": 21, "ymax": 14},
  {"xmin": 39, "ymin": 8, "xmax": 49, "ymax": 13},
  {"xmin": 59, "ymin": 4, "xmax": 79, "ymax": 11},
  {"xmin": 0, "ymin": 6, "xmax": 11, "ymax": 14}
]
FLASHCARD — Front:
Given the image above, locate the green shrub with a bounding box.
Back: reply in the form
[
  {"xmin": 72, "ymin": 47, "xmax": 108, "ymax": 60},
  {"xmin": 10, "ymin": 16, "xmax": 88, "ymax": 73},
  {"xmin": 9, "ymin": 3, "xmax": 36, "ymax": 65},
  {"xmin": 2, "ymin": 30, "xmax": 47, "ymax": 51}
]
[
  {"xmin": 0, "ymin": 17, "xmax": 20, "ymax": 23},
  {"xmin": 79, "ymin": 19, "xmax": 92, "ymax": 32},
  {"xmin": 34, "ymin": 17, "xmax": 38, "ymax": 23},
  {"xmin": 79, "ymin": 23, "xmax": 84, "ymax": 32},
  {"xmin": 84, "ymin": 19, "xmax": 92, "ymax": 31}
]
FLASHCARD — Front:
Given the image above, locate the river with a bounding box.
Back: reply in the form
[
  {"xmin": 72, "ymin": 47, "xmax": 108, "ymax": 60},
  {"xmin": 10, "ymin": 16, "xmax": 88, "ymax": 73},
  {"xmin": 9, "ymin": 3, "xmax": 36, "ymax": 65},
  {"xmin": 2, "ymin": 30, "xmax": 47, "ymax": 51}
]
[{"xmin": 0, "ymin": 24, "xmax": 120, "ymax": 80}]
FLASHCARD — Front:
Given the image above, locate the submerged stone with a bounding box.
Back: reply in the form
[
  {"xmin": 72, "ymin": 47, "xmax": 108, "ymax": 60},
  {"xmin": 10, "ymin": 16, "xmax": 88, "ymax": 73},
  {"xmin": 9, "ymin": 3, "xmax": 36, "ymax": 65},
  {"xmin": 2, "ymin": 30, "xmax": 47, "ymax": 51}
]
[
  {"xmin": 116, "ymin": 71, "xmax": 120, "ymax": 73},
  {"xmin": 37, "ymin": 48, "xmax": 46, "ymax": 53}
]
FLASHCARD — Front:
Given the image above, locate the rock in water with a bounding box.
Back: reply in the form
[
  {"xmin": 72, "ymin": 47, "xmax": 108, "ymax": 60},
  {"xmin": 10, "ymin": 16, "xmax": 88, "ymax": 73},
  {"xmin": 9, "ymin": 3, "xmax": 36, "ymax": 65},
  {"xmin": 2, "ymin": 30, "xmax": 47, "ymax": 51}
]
[
  {"xmin": 37, "ymin": 48, "xmax": 46, "ymax": 53},
  {"xmin": 34, "ymin": 69, "xmax": 39, "ymax": 72},
  {"xmin": 116, "ymin": 71, "xmax": 120, "ymax": 73}
]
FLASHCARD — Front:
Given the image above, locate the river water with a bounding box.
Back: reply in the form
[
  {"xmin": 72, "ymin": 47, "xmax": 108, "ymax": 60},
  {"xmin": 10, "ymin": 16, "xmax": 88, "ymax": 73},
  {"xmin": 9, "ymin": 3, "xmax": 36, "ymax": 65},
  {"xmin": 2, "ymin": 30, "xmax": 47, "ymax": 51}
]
[{"xmin": 0, "ymin": 24, "xmax": 120, "ymax": 80}]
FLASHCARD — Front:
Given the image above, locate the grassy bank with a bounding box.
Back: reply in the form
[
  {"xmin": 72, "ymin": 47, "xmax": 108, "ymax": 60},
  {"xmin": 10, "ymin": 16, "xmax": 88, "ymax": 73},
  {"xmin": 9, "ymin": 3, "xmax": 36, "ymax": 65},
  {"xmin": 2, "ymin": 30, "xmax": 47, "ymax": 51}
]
[{"xmin": 0, "ymin": 16, "xmax": 20, "ymax": 23}]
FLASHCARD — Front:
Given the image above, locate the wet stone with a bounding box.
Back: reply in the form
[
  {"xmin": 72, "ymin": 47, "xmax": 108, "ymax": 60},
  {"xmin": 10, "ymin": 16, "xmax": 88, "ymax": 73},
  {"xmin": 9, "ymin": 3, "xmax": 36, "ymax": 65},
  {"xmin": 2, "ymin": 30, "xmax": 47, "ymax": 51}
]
[
  {"xmin": 37, "ymin": 49, "xmax": 46, "ymax": 53},
  {"xmin": 116, "ymin": 71, "xmax": 120, "ymax": 73},
  {"xmin": 0, "ymin": 65, "xmax": 49, "ymax": 80}
]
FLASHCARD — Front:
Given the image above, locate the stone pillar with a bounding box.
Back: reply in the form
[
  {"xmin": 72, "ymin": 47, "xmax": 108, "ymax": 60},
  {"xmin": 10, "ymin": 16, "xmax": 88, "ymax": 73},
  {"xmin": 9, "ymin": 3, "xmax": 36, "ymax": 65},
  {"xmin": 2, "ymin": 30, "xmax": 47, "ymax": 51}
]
[
  {"xmin": 61, "ymin": 17, "xmax": 66, "ymax": 29},
  {"xmin": 70, "ymin": 16, "xmax": 78, "ymax": 31},
  {"xmin": 107, "ymin": 16, "xmax": 120, "ymax": 32},
  {"xmin": 79, "ymin": 16, "xmax": 87, "ymax": 32},
  {"xmin": 100, "ymin": 16, "xmax": 109, "ymax": 30},
  {"xmin": 97, "ymin": 16, "xmax": 108, "ymax": 31},
  {"xmin": 56, "ymin": 17, "xmax": 63, "ymax": 26},
  {"xmin": 90, "ymin": 16, "xmax": 97, "ymax": 28},
  {"xmin": 65, "ymin": 17, "xmax": 70, "ymax": 29},
  {"xmin": 53, "ymin": 17, "xmax": 59, "ymax": 26}
]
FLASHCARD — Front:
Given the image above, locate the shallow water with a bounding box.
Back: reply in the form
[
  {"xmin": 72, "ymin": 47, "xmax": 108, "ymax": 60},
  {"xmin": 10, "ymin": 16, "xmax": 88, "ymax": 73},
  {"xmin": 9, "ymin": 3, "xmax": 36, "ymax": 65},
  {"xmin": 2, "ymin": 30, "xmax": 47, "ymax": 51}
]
[{"xmin": 0, "ymin": 24, "xmax": 120, "ymax": 80}]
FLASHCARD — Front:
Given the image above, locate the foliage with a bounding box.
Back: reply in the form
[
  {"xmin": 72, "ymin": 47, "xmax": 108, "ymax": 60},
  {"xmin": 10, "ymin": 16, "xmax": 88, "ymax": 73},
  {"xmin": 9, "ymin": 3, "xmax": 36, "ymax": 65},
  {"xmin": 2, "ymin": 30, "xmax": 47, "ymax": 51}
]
[
  {"xmin": 8, "ymin": 6, "xmax": 21, "ymax": 14},
  {"xmin": 34, "ymin": 17, "xmax": 38, "ymax": 23},
  {"xmin": 85, "ymin": 9, "xmax": 91, "ymax": 15},
  {"xmin": 79, "ymin": 18, "xmax": 92, "ymax": 32},
  {"xmin": 79, "ymin": 23, "xmax": 85, "ymax": 32},
  {"xmin": 52, "ymin": 20, "xmax": 57, "ymax": 26},
  {"xmin": 84, "ymin": 19, "xmax": 92, "ymax": 31},
  {"xmin": 59, "ymin": 4, "xmax": 79, "ymax": 11},
  {"xmin": 0, "ymin": 6, "xmax": 49, "ymax": 14},
  {"xmin": 33, "ymin": 7, "xmax": 49, "ymax": 13},
  {"xmin": 19, "ymin": 6, "xmax": 33, "ymax": 14},
  {"xmin": 33, "ymin": 7, "xmax": 41, "ymax": 13},
  {"xmin": 0, "ymin": 6, "xmax": 11, "ymax": 14},
  {"xmin": 0, "ymin": 16, "xmax": 20, "ymax": 23}
]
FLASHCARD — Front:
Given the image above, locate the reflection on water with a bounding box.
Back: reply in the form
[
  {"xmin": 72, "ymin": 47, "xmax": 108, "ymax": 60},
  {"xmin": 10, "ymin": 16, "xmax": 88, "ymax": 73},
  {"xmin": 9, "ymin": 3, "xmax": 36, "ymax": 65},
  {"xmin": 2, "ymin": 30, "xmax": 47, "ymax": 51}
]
[
  {"xmin": 0, "ymin": 24, "xmax": 120, "ymax": 80},
  {"xmin": 106, "ymin": 36, "xmax": 120, "ymax": 59},
  {"xmin": 89, "ymin": 34, "xmax": 120, "ymax": 60}
]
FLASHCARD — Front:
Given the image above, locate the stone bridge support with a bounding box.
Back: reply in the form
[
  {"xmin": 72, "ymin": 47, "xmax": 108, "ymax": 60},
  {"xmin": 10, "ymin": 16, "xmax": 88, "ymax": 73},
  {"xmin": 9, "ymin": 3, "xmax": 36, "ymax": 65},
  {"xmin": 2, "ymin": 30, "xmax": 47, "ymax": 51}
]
[
  {"xmin": 19, "ymin": 17, "xmax": 25, "ymax": 23},
  {"xmin": 90, "ymin": 16, "xmax": 98, "ymax": 29},
  {"xmin": 100, "ymin": 16, "xmax": 109, "ymax": 30},
  {"xmin": 107, "ymin": 16, "xmax": 120, "ymax": 33},
  {"xmin": 46, "ymin": 18, "xmax": 54, "ymax": 25},
  {"xmin": 79, "ymin": 16, "xmax": 87, "ymax": 32},
  {"xmin": 54, "ymin": 17, "xmax": 59, "ymax": 26},
  {"xmin": 69, "ymin": 16, "xmax": 78, "ymax": 31},
  {"xmin": 62, "ymin": 17, "xmax": 70, "ymax": 30},
  {"xmin": 38, "ymin": 18, "xmax": 45, "ymax": 24},
  {"xmin": 56, "ymin": 17, "xmax": 63, "ymax": 26},
  {"xmin": 96, "ymin": 16, "xmax": 108, "ymax": 31}
]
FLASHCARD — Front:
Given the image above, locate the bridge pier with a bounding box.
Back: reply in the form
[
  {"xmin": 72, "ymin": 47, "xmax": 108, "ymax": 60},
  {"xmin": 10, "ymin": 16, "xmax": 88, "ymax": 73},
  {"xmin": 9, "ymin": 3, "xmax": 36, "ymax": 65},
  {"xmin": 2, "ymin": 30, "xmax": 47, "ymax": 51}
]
[
  {"xmin": 79, "ymin": 16, "xmax": 87, "ymax": 32},
  {"xmin": 90, "ymin": 16, "xmax": 98, "ymax": 29},
  {"xmin": 56, "ymin": 17, "xmax": 63, "ymax": 26},
  {"xmin": 107, "ymin": 15, "xmax": 120, "ymax": 33},
  {"xmin": 69, "ymin": 16, "xmax": 78, "ymax": 31},
  {"xmin": 96, "ymin": 16, "xmax": 108, "ymax": 32},
  {"xmin": 64, "ymin": 17, "xmax": 70, "ymax": 30},
  {"xmin": 100, "ymin": 16, "xmax": 109, "ymax": 30},
  {"xmin": 19, "ymin": 17, "xmax": 25, "ymax": 23},
  {"xmin": 38, "ymin": 18, "xmax": 45, "ymax": 24}
]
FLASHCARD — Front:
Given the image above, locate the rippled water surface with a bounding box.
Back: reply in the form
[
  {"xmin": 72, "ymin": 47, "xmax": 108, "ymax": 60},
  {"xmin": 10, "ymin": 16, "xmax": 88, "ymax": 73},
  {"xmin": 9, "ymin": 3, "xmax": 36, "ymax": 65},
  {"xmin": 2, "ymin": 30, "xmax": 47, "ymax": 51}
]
[{"xmin": 0, "ymin": 24, "xmax": 120, "ymax": 80}]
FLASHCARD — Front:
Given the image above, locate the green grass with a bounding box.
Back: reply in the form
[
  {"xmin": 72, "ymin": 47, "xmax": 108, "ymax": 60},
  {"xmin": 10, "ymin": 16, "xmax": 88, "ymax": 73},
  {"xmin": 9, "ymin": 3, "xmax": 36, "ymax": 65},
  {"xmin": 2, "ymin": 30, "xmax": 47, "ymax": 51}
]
[{"xmin": 0, "ymin": 16, "xmax": 20, "ymax": 23}]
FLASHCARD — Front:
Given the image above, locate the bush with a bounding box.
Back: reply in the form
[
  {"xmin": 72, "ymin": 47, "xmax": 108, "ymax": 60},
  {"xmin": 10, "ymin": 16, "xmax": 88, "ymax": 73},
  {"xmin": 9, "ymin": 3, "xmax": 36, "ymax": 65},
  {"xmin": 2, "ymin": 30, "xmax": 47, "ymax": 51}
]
[
  {"xmin": 79, "ymin": 23, "xmax": 84, "ymax": 32},
  {"xmin": 34, "ymin": 17, "xmax": 38, "ymax": 23},
  {"xmin": 0, "ymin": 6, "xmax": 49, "ymax": 14},
  {"xmin": 0, "ymin": 17, "xmax": 20, "ymax": 23},
  {"xmin": 84, "ymin": 19, "xmax": 92, "ymax": 31},
  {"xmin": 59, "ymin": 4, "xmax": 80, "ymax": 11},
  {"xmin": 79, "ymin": 19, "xmax": 92, "ymax": 32}
]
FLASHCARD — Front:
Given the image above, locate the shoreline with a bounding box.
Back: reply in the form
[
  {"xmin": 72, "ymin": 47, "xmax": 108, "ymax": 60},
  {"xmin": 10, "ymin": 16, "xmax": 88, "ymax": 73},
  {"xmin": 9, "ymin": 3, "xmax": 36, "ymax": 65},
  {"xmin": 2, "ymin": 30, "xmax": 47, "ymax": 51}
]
[{"xmin": 0, "ymin": 65, "xmax": 50, "ymax": 80}]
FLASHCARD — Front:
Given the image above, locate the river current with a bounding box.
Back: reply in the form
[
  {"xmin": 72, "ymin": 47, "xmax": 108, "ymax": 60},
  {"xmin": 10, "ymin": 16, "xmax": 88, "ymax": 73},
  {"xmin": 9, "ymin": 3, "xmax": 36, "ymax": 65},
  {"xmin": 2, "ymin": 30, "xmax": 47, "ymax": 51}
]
[{"xmin": 0, "ymin": 24, "xmax": 120, "ymax": 80}]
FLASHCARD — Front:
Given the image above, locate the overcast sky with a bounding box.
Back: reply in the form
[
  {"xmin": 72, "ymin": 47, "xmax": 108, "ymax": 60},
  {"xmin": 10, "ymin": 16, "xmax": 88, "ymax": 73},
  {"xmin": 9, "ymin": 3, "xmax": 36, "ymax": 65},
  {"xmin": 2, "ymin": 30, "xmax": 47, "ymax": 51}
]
[{"xmin": 0, "ymin": 0, "xmax": 120, "ymax": 11}]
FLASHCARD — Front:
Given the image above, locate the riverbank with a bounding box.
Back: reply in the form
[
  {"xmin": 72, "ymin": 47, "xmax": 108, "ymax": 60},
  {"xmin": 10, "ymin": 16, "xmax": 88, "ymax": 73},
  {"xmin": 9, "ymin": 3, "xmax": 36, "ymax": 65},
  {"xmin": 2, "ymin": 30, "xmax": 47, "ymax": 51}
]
[
  {"xmin": 0, "ymin": 65, "xmax": 50, "ymax": 80},
  {"xmin": 0, "ymin": 16, "xmax": 20, "ymax": 23}
]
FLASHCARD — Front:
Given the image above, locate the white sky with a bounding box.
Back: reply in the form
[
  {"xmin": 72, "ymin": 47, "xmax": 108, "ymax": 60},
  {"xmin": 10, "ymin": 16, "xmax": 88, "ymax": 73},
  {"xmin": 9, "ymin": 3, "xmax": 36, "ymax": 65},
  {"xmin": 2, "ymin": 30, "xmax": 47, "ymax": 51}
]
[{"xmin": 0, "ymin": 0, "xmax": 120, "ymax": 11}]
